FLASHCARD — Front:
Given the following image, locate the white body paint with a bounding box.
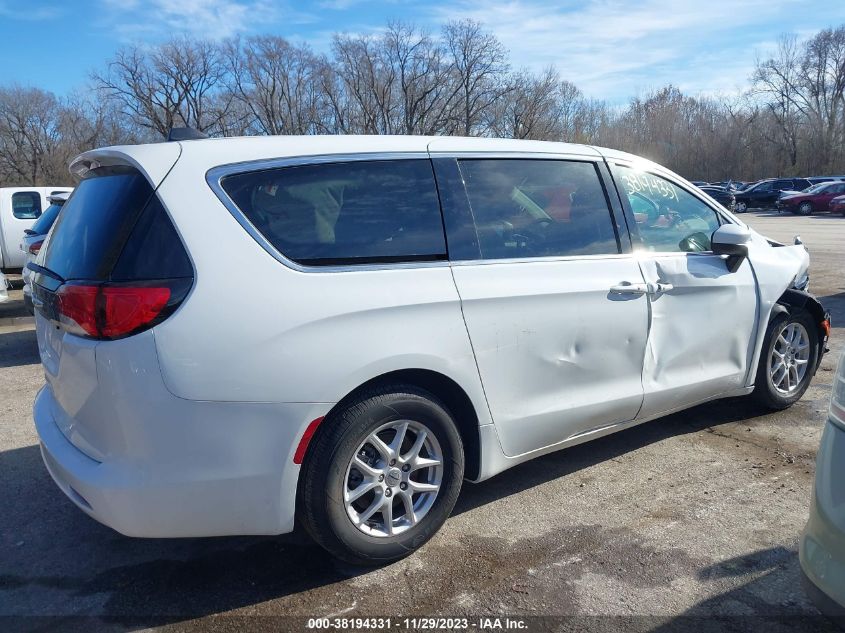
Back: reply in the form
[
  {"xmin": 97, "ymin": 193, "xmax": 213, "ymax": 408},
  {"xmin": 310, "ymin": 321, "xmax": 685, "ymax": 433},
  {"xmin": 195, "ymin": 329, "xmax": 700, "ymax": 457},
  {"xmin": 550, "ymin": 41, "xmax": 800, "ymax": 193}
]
[{"xmin": 33, "ymin": 137, "xmax": 814, "ymax": 537}]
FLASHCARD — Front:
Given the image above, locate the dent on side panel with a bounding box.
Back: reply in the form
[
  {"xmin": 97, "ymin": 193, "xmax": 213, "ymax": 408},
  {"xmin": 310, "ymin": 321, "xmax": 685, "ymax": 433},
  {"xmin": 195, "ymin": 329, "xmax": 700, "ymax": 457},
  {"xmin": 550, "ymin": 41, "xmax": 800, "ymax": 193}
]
[
  {"xmin": 452, "ymin": 258, "xmax": 649, "ymax": 457},
  {"xmin": 637, "ymin": 254, "xmax": 758, "ymax": 417}
]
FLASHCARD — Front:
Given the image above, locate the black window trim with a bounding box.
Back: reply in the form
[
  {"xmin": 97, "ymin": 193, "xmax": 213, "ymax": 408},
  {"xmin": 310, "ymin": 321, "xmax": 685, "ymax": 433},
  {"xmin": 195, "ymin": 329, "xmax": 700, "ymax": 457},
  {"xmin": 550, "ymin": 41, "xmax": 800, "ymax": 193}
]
[{"xmin": 207, "ymin": 152, "xmax": 452, "ymax": 273}]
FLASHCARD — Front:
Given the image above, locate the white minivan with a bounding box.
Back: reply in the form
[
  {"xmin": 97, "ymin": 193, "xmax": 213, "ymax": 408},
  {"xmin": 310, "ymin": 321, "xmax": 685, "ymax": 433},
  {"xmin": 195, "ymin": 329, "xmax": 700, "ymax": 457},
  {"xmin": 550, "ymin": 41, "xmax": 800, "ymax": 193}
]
[
  {"xmin": 31, "ymin": 136, "xmax": 830, "ymax": 564},
  {"xmin": 0, "ymin": 187, "xmax": 72, "ymax": 271}
]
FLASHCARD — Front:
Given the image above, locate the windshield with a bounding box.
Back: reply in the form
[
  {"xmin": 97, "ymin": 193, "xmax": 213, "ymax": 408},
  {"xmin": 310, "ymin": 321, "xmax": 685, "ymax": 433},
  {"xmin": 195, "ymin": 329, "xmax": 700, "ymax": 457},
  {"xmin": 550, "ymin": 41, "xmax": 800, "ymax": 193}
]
[{"xmin": 803, "ymin": 183, "xmax": 828, "ymax": 194}]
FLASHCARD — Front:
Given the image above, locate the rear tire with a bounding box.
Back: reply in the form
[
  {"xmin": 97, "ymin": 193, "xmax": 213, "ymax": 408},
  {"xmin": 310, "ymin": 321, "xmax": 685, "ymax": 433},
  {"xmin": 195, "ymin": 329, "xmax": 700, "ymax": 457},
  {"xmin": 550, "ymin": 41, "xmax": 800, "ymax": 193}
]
[
  {"xmin": 735, "ymin": 201, "xmax": 748, "ymax": 213},
  {"xmin": 798, "ymin": 201, "xmax": 814, "ymax": 216},
  {"xmin": 752, "ymin": 309, "xmax": 818, "ymax": 410},
  {"xmin": 299, "ymin": 385, "xmax": 464, "ymax": 565}
]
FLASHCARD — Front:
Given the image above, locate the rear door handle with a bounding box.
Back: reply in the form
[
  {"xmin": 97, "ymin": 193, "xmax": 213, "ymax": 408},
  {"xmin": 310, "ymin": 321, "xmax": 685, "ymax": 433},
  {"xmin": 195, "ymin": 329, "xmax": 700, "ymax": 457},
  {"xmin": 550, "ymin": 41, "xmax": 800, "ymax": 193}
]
[{"xmin": 610, "ymin": 282, "xmax": 649, "ymax": 295}]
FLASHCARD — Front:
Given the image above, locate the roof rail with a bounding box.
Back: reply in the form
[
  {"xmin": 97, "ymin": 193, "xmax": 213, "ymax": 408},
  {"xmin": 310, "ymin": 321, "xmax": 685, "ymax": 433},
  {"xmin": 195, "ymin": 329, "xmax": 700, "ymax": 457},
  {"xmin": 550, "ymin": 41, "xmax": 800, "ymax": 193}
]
[{"xmin": 166, "ymin": 127, "xmax": 209, "ymax": 142}]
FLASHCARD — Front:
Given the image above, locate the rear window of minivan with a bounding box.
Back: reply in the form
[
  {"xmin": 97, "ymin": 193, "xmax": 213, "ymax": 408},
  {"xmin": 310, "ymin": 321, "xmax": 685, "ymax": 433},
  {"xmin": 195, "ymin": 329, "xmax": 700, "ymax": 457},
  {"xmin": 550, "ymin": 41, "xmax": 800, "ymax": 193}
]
[
  {"xmin": 40, "ymin": 166, "xmax": 191, "ymax": 282},
  {"xmin": 219, "ymin": 159, "xmax": 446, "ymax": 266}
]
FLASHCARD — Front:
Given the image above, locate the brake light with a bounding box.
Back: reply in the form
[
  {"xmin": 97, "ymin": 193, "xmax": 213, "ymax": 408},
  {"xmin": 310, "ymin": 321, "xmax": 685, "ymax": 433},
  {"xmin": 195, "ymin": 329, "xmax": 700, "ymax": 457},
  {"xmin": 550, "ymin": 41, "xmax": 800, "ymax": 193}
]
[
  {"xmin": 57, "ymin": 284, "xmax": 171, "ymax": 339},
  {"xmin": 28, "ymin": 239, "xmax": 44, "ymax": 255}
]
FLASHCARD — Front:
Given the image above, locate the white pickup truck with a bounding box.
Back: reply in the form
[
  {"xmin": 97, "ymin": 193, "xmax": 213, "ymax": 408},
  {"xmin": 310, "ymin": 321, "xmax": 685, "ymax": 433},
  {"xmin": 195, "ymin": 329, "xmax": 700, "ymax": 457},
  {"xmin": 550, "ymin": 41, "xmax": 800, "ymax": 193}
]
[{"xmin": 0, "ymin": 187, "xmax": 72, "ymax": 271}]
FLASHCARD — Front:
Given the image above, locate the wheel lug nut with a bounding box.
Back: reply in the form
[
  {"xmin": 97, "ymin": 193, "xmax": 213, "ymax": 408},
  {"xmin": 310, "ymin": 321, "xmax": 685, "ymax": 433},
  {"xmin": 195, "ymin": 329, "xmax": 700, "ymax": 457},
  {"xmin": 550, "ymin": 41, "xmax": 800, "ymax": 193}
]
[
  {"xmin": 400, "ymin": 482, "xmax": 407, "ymax": 490},
  {"xmin": 389, "ymin": 459, "xmax": 396, "ymax": 466},
  {"xmin": 402, "ymin": 464, "xmax": 410, "ymax": 472},
  {"xmin": 385, "ymin": 489, "xmax": 392, "ymax": 497},
  {"xmin": 378, "ymin": 474, "xmax": 384, "ymax": 482}
]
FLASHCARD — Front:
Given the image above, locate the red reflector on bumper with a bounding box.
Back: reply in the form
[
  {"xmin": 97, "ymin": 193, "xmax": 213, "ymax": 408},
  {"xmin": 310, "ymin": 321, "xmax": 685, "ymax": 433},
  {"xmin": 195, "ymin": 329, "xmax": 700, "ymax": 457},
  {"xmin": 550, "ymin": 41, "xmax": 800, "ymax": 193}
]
[{"xmin": 293, "ymin": 417, "xmax": 324, "ymax": 465}]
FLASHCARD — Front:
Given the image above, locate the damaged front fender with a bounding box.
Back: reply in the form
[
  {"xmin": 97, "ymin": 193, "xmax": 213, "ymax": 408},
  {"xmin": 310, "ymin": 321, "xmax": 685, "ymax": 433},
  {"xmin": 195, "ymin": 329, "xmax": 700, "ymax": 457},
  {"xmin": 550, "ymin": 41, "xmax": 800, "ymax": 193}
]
[{"xmin": 745, "ymin": 235, "xmax": 829, "ymax": 384}]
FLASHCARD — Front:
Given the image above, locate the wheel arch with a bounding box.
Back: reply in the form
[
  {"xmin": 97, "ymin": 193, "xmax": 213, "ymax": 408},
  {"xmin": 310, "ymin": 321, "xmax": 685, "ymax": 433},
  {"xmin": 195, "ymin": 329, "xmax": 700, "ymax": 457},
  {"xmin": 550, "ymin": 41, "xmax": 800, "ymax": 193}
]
[
  {"xmin": 305, "ymin": 368, "xmax": 482, "ymax": 481},
  {"xmin": 772, "ymin": 289, "xmax": 831, "ymax": 370}
]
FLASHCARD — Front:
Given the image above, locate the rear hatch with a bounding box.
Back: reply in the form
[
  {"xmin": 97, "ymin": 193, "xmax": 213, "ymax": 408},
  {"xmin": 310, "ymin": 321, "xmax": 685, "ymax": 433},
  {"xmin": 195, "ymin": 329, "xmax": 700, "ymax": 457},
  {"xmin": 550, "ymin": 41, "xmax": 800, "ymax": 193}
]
[{"xmin": 32, "ymin": 156, "xmax": 193, "ymax": 460}]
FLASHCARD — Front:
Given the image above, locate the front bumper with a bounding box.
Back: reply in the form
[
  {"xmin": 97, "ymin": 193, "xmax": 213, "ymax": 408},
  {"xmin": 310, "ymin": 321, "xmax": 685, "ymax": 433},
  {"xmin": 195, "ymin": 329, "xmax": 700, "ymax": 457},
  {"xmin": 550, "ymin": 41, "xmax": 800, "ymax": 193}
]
[{"xmin": 800, "ymin": 421, "xmax": 845, "ymax": 613}]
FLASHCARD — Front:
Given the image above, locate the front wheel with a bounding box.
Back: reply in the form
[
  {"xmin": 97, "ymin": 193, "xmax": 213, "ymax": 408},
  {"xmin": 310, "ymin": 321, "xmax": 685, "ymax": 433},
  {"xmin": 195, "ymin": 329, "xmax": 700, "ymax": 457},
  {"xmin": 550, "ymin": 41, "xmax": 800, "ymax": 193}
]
[
  {"xmin": 299, "ymin": 385, "xmax": 464, "ymax": 565},
  {"xmin": 752, "ymin": 310, "xmax": 819, "ymax": 410},
  {"xmin": 798, "ymin": 201, "xmax": 814, "ymax": 216},
  {"xmin": 735, "ymin": 201, "xmax": 748, "ymax": 213}
]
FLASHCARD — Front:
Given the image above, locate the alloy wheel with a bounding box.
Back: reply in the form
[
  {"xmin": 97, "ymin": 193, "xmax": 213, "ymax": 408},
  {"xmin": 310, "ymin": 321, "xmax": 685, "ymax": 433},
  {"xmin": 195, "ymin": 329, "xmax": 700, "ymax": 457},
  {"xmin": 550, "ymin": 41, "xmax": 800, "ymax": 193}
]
[
  {"xmin": 769, "ymin": 322, "xmax": 811, "ymax": 395},
  {"xmin": 343, "ymin": 419, "xmax": 443, "ymax": 537}
]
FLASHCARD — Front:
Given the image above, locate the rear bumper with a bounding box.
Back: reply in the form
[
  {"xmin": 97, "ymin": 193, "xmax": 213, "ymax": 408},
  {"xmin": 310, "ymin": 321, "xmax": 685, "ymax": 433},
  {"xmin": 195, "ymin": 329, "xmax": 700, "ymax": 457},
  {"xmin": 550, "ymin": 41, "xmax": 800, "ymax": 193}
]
[{"xmin": 34, "ymin": 374, "xmax": 330, "ymax": 538}]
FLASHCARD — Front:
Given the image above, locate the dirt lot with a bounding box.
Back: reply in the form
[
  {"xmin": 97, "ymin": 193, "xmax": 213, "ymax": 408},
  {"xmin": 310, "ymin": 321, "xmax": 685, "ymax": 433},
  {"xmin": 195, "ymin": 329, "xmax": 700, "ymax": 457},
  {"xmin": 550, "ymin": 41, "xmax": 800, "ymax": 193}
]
[{"xmin": 1, "ymin": 210, "xmax": 843, "ymax": 631}]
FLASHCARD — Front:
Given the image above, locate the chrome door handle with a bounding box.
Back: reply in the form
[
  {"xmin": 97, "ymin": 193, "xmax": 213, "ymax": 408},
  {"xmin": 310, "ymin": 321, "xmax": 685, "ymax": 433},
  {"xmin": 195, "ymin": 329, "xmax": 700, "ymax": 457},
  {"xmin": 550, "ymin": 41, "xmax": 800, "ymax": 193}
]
[{"xmin": 610, "ymin": 282, "xmax": 649, "ymax": 295}]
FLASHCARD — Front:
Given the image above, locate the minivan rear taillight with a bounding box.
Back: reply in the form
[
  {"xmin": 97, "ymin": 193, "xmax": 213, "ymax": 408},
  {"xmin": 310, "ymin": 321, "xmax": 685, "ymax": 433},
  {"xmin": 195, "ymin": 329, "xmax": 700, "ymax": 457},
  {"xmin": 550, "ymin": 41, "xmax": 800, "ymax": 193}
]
[
  {"xmin": 28, "ymin": 239, "xmax": 44, "ymax": 255},
  {"xmin": 56, "ymin": 281, "xmax": 188, "ymax": 340}
]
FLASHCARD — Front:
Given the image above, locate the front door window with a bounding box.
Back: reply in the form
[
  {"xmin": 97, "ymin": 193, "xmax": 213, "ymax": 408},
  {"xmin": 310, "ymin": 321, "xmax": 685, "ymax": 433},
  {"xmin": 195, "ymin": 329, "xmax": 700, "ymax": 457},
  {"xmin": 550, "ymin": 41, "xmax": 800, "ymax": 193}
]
[{"xmin": 614, "ymin": 166, "xmax": 721, "ymax": 253}]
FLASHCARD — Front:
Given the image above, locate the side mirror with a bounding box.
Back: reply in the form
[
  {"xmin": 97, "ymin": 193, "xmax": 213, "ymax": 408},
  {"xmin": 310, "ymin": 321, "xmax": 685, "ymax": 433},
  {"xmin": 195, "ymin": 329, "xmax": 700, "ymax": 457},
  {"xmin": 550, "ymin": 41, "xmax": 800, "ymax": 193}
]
[{"xmin": 711, "ymin": 224, "xmax": 751, "ymax": 272}]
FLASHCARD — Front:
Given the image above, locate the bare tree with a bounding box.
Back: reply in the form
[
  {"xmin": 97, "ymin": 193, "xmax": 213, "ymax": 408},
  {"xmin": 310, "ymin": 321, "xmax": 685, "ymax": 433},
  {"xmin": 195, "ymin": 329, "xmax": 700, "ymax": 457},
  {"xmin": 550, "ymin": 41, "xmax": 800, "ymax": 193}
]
[
  {"xmin": 487, "ymin": 67, "xmax": 563, "ymax": 139},
  {"xmin": 383, "ymin": 22, "xmax": 451, "ymax": 134},
  {"xmin": 93, "ymin": 37, "xmax": 230, "ymax": 137},
  {"xmin": 441, "ymin": 19, "xmax": 510, "ymax": 135},
  {"xmin": 0, "ymin": 86, "xmax": 64, "ymax": 184},
  {"xmin": 331, "ymin": 33, "xmax": 398, "ymax": 134},
  {"xmin": 226, "ymin": 36, "xmax": 325, "ymax": 135},
  {"xmin": 2, "ymin": 19, "xmax": 843, "ymax": 185}
]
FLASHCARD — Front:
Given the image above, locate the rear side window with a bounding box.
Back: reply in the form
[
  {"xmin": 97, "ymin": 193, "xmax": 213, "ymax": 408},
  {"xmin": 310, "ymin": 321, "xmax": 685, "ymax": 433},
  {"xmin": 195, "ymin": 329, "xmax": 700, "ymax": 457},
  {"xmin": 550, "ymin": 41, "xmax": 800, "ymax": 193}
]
[
  {"xmin": 219, "ymin": 159, "xmax": 446, "ymax": 266},
  {"xmin": 111, "ymin": 196, "xmax": 193, "ymax": 280},
  {"xmin": 12, "ymin": 191, "xmax": 41, "ymax": 219},
  {"xmin": 456, "ymin": 159, "xmax": 619, "ymax": 259}
]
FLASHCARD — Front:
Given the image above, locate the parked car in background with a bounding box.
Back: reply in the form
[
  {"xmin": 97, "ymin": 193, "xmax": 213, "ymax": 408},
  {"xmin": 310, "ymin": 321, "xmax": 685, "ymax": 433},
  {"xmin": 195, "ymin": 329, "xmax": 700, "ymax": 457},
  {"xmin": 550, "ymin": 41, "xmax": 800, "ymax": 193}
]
[
  {"xmin": 733, "ymin": 178, "xmax": 812, "ymax": 213},
  {"xmin": 830, "ymin": 195, "xmax": 845, "ymax": 215},
  {"xmin": 32, "ymin": 135, "xmax": 829, "ymax": 565},
  {"xmin": 777, "ymin": 181, "xmax": 845, "ymax": 215},
  {"xmin": 806, "ymin": 177, "xmax": 842, "ymax": 186},
  {"xmin": 21, "ymin": 191, "xmax": 71, "ymax": 314},
  {"xmin": 801, "ymin": 351, "xmax": 845, "ymax": 616},
  {"xmin": 697, "ymin": 185, "xmax": 737, "ymax": 212},
  {"xmin": 0, "ymin": 187, "xmax": 72, "ymax": 272},
  {"xmin": 709, "ymin": 181, "xmax": 746, "ymax": 191},
  {"xmin": 0, "ymin": 270, "xmax": 8, "ymax": 304}
]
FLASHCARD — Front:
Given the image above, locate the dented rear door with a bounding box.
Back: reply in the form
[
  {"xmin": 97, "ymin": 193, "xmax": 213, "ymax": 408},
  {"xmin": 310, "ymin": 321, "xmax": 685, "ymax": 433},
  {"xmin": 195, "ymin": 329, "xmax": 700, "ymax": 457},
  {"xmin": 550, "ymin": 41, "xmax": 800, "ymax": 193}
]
[{"xmin": 433, "ymin": 155, "xmax": 649, "ymax": 458}]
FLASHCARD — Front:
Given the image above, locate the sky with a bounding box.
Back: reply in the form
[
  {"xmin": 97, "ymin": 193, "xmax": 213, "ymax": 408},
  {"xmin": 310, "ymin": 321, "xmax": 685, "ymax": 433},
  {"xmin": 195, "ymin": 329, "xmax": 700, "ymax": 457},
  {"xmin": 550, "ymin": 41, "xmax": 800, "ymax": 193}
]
[{"xmin": 1, "ymin": 0, "xmax": 844, "ymax": 104}]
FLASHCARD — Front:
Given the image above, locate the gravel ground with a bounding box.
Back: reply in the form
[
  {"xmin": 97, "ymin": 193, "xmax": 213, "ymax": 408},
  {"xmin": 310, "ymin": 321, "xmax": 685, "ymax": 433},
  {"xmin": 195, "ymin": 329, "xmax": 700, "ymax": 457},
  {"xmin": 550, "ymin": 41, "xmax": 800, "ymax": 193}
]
[{"xmin": 0, "ymin": 210, "xmax": 843, "ymax": 632}]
